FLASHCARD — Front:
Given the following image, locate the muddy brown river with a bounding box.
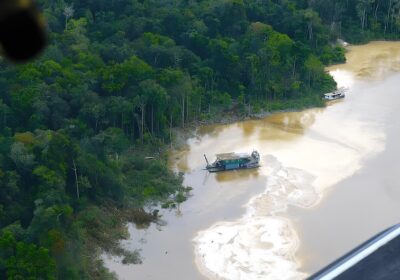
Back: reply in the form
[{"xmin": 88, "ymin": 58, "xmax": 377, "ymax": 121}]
[{"xmin": 104, "ymin": 41, "xmax": 400, "ymax": 279}]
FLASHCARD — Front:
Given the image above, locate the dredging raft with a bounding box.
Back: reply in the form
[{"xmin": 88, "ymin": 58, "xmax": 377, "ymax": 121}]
[{"xmin": 204, "ymin": 151, "xmax": 260, "ymax": 172}]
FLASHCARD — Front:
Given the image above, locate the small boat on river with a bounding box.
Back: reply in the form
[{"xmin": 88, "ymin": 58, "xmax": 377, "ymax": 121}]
[
  {"xmin": 204, "ymin": 151, "xmax": 260, "ymax": 172},
  {"xmin": 324, "ymin": 87, "xmax": 347, "ymax": 100}
]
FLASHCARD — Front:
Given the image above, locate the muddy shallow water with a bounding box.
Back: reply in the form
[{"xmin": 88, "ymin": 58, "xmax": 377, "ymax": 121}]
[{"xmin": 104, "ymin": 41, "xmax": 400, "ymax": 279}]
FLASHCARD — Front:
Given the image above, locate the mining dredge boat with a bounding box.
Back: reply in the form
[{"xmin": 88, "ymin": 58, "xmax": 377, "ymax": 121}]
[
  {"xmin": 324, "ymin": 87, "xmax": 347, "ymax": 100},
  {"xmin": 204, "ymin": 151, "xmax": 260, "ymax": 172}
]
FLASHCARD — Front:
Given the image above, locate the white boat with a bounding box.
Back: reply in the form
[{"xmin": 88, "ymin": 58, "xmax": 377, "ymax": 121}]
[{"xmin": 324, "ymin": 87, "xmax": 347, "ymax": 100}]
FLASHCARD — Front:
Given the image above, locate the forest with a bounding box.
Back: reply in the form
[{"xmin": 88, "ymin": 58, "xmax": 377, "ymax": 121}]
[{"xmin": 0, "ymin": 0, "xmax": 398, "ymax": 279}]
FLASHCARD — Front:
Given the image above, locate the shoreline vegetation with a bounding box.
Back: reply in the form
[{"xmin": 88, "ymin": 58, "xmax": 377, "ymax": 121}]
[{"xmin": 1, "ymin": 0, "xmax": 400, "ymax": 279}]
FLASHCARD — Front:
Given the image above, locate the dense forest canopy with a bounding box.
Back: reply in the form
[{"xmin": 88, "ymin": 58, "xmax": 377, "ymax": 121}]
[{"xmin": 0, "ymin": 0, "xmax": 397, "ymax": 279}]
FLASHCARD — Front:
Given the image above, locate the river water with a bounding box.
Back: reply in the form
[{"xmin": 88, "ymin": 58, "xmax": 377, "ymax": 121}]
[{"xmin": 104, "ymin": 41, "xmax": 400, "ymax": 279}]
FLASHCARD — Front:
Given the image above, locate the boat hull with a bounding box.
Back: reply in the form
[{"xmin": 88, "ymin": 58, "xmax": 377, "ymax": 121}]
[
  {"xmin": 325, "ymin": 95, "xmax": 345, "ymax": 100},
  {"xmin": 206, "ymin": 163, "xmax": 260, "ymax": 173}
]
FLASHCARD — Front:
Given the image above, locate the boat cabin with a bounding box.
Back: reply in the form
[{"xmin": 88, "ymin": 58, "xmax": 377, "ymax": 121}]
[
  {"xmin": 324, "ymin": 87, "xmax": 347, "ymax": 100},
  {"xmin": 215, "ymin": 153, "xmax": 252, "ymax": 170}
]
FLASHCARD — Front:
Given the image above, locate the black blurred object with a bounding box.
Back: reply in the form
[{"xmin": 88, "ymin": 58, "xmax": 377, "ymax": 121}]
[{"xmin": 0, "ymin": 0, "xmax": 47, "ymax": 63}]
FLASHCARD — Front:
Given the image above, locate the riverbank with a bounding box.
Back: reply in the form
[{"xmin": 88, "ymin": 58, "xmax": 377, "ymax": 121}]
[{"xmin": 172, "ymin": 95, "xmax": 328, "ymax": 150}]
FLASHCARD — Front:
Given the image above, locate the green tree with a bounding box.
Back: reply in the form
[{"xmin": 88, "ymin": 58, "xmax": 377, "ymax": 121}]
[{"xmin": 0, "ymin": 231, "xmax": 56, "ymax": 280}]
